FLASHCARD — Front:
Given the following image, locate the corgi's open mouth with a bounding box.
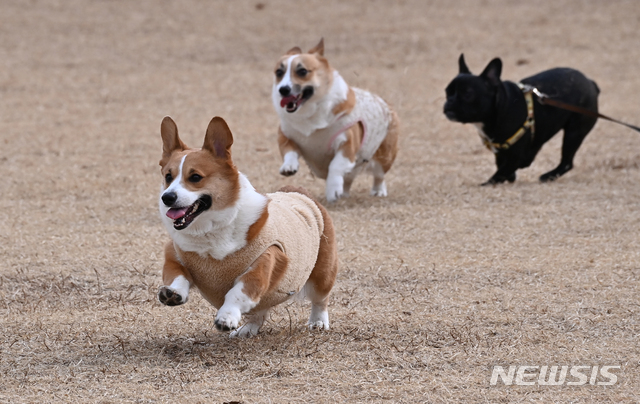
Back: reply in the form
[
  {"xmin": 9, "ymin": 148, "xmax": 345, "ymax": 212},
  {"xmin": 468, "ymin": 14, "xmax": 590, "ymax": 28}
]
[
  {"xmin": 165, "ymin": 195, "xmax": 212, "ymax": 230},
  {"xmin": 279, "ymin": 86, "xmax": 314, "ymax": 113}
]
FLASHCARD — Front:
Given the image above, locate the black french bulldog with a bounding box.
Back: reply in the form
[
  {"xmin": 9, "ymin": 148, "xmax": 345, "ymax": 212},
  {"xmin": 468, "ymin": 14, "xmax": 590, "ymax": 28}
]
[{"xmin": 443, "ymin": 54, "xmax": 600, "ymax": 185}]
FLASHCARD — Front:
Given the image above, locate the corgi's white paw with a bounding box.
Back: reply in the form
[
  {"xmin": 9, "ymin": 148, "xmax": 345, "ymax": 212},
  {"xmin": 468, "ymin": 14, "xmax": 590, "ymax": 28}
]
[
  {"xmin": 230, "ymin": 322, "xmax": 261, "ymax": 338},
  {"xmin": 308, "ymin": 308, "xmax": 329, "ymax": 330},
  {"xmin": 371, "ymin": 181, "xmax": 387, "ymax": 197},
  {"xmin": 308, "ymin": 320, "xmax": 330, "ymax": 331},
  {"xmin": 325, "ymin": 177, "xmax": 344, "ymax": 203},
  {"xmin": 279, "ymin": 152, "xmax": 299, "ymax": 176},
  {"xmin": 214, "ymin": 307, "xmax": 241, "ymax": 332},
  {"xmin": 279, "ymin": 162, "xmax": 299, "ymax": 176}
]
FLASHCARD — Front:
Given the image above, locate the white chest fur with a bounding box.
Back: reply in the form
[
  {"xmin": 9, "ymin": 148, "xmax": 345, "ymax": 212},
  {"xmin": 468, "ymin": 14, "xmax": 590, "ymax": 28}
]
[{"xmin": 162, "ymin": 174, "xmax": 268, "ymax": 261}]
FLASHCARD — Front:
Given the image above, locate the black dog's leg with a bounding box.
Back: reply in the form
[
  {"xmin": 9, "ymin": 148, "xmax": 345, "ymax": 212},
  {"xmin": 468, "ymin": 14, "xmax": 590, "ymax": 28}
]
[
  {"xmin": 482, "ymin": 153, "xmax": 518, "ymax": 185},
  {"xmin": 540, "ymin": 115, "xmax": 597, "ymax": 182}
]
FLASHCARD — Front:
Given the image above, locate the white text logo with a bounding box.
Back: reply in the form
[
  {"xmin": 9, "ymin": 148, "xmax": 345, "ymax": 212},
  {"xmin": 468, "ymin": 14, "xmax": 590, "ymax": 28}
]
[{"xmin": 490, "ymin": 365, "xmax": 620, "ymax": 386}]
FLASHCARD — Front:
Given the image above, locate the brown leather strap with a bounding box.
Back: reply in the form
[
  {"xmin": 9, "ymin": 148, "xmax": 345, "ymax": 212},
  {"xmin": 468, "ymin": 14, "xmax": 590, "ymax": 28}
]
[{"xmin": 535, "ymin": 92, "xmax": 640, "ymax": 133}]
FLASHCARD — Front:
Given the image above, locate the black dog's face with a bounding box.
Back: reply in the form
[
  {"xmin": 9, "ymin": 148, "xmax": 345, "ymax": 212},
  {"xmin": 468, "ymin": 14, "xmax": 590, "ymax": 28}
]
[{"xmin": 443, "ymin": 54, "xmax": 503, "ymax": 123}]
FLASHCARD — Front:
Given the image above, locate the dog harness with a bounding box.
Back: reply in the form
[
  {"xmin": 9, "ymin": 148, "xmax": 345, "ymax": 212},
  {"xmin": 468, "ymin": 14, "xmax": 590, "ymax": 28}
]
[
  {"xmin": 175, "ymin": 191, "xmax": 324, "ymax": 312},
  {"xmin": 482, "ymin": 83, "xmax": 535, "ymax": 153}
]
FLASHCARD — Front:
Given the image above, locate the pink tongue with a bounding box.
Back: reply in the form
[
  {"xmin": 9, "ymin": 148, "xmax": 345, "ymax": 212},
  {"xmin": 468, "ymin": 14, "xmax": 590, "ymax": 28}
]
[
  {"xmin": 166, "ymin": 207, "xmax": 188, "ymax": 220},
  {"xmin": 280, "ymin": 95, "xmax": 298, "ymax": 108}
]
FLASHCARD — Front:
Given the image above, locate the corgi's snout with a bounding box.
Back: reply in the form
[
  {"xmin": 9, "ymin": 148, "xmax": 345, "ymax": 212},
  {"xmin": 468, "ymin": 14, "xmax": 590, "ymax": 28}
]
[
  {"xmin": 279, "ymin": 85, "xmax": 291, "ymax": 96},
  {"xmin": 162, "ymin": 191, "xmax": 178, "ymax": 207}
]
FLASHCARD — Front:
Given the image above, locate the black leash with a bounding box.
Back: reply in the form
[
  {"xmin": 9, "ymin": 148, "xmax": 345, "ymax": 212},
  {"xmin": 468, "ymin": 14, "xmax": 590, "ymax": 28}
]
[{"xmin": 529, "ymin": 87, "xmax": 640, "ymax": 133}]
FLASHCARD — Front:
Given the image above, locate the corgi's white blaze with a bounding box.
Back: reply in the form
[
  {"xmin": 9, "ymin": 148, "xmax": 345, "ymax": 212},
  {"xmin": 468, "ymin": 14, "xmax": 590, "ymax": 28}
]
[
  {"xmin": 162, "ymin": 155, "xmax": 200, "ymax": 208},
  {"xmin": 326, "ymin": 150, "xmax": 356, "ymax": 202},
  {"xmin": 279, "ymin": 150, "xmax": 300, "ymax": 175},
  {"xmin": 276, "ymin": 55, "xmax": 297, "ymax": 94},
  {"xmin": 160, "ymin": 173, "xmax": 268, "ymax": 261},
  {"xmin": 216, "ymin": 281, "xmax": 257, "ymax": 332}
]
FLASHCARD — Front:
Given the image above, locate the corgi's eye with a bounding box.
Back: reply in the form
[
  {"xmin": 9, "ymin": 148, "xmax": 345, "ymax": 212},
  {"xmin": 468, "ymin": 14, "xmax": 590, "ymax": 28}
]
[
  {"xmin": 275, "ymin": 68, "xmax": 285, "ymax": 78},
  {"xmin": 296, "ymin": 68, "xmax": 308, "ymax": 77},
  {"xmin": 189, "ymin": 173, "xmax": 203, "ymax": 183},
  {"xmin": 165, "ymin": 173, "xmax": 173, "ymax": 184}
]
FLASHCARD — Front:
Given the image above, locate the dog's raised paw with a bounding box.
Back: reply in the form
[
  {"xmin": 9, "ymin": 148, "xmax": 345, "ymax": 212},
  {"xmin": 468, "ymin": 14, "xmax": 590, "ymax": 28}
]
[
  {"xmin": 279, "ymin": 162, "xmax": 299, "ymax": 177},
  {"xmin": 158, "ymin": 286, "xmax": 186, "ymax": 306}
]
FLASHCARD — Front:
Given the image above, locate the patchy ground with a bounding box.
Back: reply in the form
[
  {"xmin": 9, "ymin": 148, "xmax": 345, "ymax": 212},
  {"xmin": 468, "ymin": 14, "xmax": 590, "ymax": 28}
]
[{"xmin": 1, "ymin": 0, "xmax": 639, "ymax": 402}]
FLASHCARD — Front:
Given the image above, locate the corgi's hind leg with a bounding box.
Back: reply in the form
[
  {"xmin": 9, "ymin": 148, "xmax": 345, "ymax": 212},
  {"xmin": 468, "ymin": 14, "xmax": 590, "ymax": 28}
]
[
  {"xmin": 369, "ymin": 159, "xmax": 388, "ymax": 197},
  {"xmin": 370, "ymin": 110, "xmax": 399, "ymax": 197},
  {"xmin": 342, "ymin": 171, "xmax": 356, "ymax": 198},
  {"xmin": 158, "ymin": 241, "xmax": 192, "ymax": 306},
  {"xmin": 305, "ymin": 199, "xmax": 338, "ymax": 330}
]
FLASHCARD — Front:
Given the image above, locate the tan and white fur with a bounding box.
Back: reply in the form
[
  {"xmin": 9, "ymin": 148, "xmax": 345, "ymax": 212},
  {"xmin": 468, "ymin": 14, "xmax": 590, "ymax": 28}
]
[
  {"xmin": 272, "ymin": 38, "xmax": 400, "ymax": 203},
  {"xmin": 157, "ymin": 116, "xmax": 338, "ymax": 337}
]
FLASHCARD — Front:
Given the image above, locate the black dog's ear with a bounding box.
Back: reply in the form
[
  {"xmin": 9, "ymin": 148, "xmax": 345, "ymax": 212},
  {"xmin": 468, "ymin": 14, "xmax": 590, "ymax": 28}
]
[
  {"xmin": 480, "ymin": 58, "xmax": 502, "ymax": 87},
  {"xmin": 458, "ymin": 54, "xmax": 471, "ymax": 74}
]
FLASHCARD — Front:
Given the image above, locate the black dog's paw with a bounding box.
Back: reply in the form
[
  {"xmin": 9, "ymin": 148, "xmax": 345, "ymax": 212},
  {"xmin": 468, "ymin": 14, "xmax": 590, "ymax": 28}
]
[
  {"xmin": 539, "ymin": 172, "xmax": 559, "ymax": 182},
  {"xmin": 158, "ymin": 286, "xmax": 185, "ymax": 306},
  {"xmin": 540, "ymin": 164, "xmax": 571, "ymax": 182},
  {"xmin": 482, "ymin": 172, "xmax": 516, "ymax": 186}
]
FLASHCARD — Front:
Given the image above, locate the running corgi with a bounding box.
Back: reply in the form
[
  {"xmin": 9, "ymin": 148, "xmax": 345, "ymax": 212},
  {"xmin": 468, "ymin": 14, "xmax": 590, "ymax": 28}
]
[
  {"xmin": 157, "ymin": 116, "xmax": 338, "ymax": 337},
  {"xmin": 272, "ymin": 39, "xmax": 399, "ymax": 202}
]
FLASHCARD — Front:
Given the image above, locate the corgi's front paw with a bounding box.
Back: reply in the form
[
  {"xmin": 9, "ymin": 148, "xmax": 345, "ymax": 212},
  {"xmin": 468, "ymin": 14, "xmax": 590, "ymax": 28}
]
[
  {"xmin": 279, "ymin": 151, "xmax": 299, "ymax": 176},
  {"xmin": 158, "ymin": 286, "xmax": 186, "ymax": 306},
  {"xmin": 279, "ymin": 161, "xmax": 299, "ymax": 176},
  {"xmin": 325, "ymin": 177, "xmax": 344, "ymax": 203},
  {"xmin": 214, "ymin": 307, "xmax": 241, "ymax": 332}
]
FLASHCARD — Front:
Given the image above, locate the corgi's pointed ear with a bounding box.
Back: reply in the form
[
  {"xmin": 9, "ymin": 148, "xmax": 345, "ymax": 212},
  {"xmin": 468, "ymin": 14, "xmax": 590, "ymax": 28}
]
[
  {"xmin": 160, "ymin": 116, "xmax": 186, "ymax": 163},
  {"xmin": 203, "ymin": 116, "xmax": 233, "ymax": 159},
  {"xmin": 480, "ymin": 58, "xmax": 502, "ymax": 87},
  {"xmin": 308, "ymin": 38, "xmax": 324, "ymax": 56},
  {"xmin": 458, "ymin": 54, "xmax": 471, "ymax": 74},
  {"xmin": 286, "ymin": 46, "xmax": 302, "ymax": 55}
]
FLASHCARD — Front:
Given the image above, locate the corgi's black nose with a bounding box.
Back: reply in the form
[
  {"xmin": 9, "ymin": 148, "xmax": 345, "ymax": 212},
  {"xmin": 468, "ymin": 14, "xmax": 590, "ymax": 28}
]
[
  {"xmin": 162, "ymin": 192, "xmax": 177, "ymax": 207},
  {"xmin": 279, "ymin": 86, "xmax": 291, "ymax": 96}
]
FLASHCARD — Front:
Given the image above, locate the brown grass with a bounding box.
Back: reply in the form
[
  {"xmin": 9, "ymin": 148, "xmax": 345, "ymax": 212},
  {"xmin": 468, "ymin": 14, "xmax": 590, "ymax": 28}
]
[{"xmin": 1, "ymin": 0, "xmax": 639, "ymax": 402}]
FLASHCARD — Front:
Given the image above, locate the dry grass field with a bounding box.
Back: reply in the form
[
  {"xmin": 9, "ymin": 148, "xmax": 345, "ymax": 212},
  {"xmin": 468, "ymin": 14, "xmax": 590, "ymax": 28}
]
[{"xmin": 1, "ymin": 0, "xmax": 640, "ymax": 402}]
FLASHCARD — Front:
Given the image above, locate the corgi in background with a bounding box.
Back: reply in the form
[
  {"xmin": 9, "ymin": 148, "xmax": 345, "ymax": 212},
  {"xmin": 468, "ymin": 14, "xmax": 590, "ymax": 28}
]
[
  {"xmin": 272, "ymin": 38, "xmax": 399, "ymax": 202},
  {"xmin": 157, "ymin": 116, "xmax": 338, "ymax": 337}
]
